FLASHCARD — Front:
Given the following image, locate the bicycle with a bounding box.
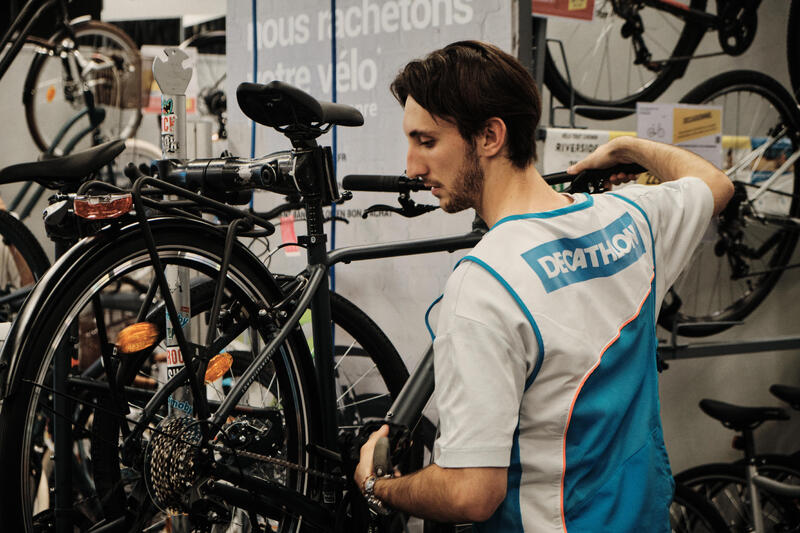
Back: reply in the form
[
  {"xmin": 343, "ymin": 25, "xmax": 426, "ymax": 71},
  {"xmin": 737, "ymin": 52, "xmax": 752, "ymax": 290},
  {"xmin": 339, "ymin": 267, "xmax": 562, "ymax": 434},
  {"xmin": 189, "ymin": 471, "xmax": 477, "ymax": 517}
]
[
  {"xmin": 0, "ymin": 0, "xmax": 148, "ymax": 303},
  {"xmin": 542, "ymin": 0, "xmax": 799, "ymax": 120},
  {"xmin": 655, "ymin": 69, "xmax": 800, "ymax": 336},
  {"xmin": 1, "ymin": 0, "xmax": 142, "ymax": 154},
  {"xmin": 0, "ymin": 79, "xmax": 725, "ymax": 532},
  {"xmin": 676, "ymin": 396, "xmax": 800, "ymax": 532}
]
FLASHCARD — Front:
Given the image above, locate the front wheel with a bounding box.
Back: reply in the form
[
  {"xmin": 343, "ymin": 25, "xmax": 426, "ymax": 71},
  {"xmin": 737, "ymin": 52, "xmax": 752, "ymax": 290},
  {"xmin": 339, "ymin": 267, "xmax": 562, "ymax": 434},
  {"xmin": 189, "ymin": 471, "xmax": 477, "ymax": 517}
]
[{"xmin": 0, "ymin": 219, "xmax": 320, "ymax": 532}]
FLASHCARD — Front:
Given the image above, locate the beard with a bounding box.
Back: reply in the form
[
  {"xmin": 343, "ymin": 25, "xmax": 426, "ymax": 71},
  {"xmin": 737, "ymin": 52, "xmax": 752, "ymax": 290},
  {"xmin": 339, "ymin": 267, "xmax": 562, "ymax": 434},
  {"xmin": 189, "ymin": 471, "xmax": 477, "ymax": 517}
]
[{"xmin": 442, "ymin": 144, "xmax": 484, "ymax": 214}]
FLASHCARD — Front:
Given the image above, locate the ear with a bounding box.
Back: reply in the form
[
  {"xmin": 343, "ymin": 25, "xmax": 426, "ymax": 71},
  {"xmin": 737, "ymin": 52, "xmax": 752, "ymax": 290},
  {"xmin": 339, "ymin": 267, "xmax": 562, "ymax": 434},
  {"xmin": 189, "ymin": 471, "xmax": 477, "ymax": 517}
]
[{"xmin": 476, "ymin": 117, "xmax": 507, "ymax": 159}]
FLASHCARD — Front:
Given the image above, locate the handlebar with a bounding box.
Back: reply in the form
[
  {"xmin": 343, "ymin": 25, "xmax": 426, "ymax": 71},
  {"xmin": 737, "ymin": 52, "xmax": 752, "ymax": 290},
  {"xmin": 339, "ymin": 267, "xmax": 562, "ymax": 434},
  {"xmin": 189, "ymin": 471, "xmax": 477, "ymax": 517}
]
[
  {"xmin": 544, "ymin": 163, "xmax": 646, "ymax": 192},
  {"xmin": 342, "ymin": 163, "xmax": 647, "ymax": 195}
]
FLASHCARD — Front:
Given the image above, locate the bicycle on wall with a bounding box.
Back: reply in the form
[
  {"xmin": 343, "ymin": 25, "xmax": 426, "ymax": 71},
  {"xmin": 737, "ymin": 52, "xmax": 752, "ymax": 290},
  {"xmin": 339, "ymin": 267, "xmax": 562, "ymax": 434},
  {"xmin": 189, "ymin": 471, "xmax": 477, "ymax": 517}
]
[
  {"xmin": 0, "ymin": 0, "xmax": 151, "ymax": 322},
  {"xmin": 0, "ymin": 79, "xmax": 729, "ymax": 532},
  {"xmin": 542, "ymin": 0, "xmax": 800, "ymax": 120},
  {"xmin": 655, "ymin": 69, "xmax": 800, "ymax": 336},
  {"xmin": 1, "ymin": 0, "xmax": 142, "ymax": 154}
]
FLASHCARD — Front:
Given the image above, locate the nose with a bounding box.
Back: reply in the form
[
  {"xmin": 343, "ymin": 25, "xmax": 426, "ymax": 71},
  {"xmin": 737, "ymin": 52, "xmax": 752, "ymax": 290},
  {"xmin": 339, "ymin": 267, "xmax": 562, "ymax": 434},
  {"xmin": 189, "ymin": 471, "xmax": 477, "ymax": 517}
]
[{"xmin": 406, "ymin": 147, "xmax": 426, "ymax": 179}]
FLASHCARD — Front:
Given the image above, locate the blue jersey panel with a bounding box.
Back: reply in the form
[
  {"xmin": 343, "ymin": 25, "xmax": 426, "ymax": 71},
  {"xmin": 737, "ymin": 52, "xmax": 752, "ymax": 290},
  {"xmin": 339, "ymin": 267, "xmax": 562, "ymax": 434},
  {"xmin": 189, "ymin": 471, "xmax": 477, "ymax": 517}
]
[{"xmin": 563, "ymin": 287, "xmax": 672, "ymax": 531}]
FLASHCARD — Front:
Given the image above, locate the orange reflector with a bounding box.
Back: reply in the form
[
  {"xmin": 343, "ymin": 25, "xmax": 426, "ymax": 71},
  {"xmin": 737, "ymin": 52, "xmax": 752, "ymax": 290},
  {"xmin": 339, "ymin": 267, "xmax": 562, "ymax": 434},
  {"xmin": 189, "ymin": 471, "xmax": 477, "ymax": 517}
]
[
  {"xmin": 74, "ymin": 193, "xmax": 133, "ymax": 220},
  {"xmin": 116, "ymin": 322, "xmax": 159, "ymax": 354},
  {"xmin": 46, "ymin": 85, "xmax": 56, "ymax": 102},
  {"xmin": 205, "ymin": 353, "xmax": 233, "ymax": 383}
]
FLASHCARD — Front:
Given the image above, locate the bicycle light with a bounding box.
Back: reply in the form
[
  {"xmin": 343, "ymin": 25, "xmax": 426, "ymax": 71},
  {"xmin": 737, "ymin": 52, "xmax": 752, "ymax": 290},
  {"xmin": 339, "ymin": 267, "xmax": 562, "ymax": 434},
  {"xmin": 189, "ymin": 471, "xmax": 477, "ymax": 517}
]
[
  {"xmin": 205, "ymin": 352, "xmax": 233, "ymax": 383},
  {"xmin": 74, "ymin": 193, "xmax": 133, "ymax": 220},
  {"xmin": 116, "ymin": 322, "xmax": 159, "ymax": 354}
]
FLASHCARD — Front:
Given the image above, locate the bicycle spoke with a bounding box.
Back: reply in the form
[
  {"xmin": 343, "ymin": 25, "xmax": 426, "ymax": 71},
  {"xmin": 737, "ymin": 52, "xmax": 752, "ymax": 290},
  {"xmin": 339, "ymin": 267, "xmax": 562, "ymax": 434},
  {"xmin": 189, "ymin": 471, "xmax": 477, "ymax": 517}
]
[{"xmin": 339, "ymin": 393, "xmax": 391, "ymax": 410}]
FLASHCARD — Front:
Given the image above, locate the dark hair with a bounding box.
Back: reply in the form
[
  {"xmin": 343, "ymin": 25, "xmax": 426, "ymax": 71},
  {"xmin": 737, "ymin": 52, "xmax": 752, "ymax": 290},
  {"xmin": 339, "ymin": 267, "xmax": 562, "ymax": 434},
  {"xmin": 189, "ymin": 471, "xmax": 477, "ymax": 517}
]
[{"xmin": 391, "ymin": 40, "xmax": 541, "ymax": 168}]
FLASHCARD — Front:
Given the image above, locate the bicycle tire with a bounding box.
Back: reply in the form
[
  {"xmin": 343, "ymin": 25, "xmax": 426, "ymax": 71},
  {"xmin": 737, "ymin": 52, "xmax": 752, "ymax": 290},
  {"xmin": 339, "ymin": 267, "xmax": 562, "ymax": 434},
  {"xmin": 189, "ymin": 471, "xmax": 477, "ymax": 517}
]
[
  {"xmin": 656, "ymin": 70, "xmax": 800, "ymax": 336},
  {"xmin": 676, "ymin": 462, "xmax": 800, "ymax": 531},
  {"xmin": 0, "ymin": 218, "xmax": 321, "ymax": 532},
  {"xmin": 23, "ymin": 20, "xmax": 142, "ymax": 155},
  {"xmin": 542, "ymin": 0, "xmax": 708, "ymax": 120},
  {"xmin": 0, "ymin": 208, "xmax": 50, "ymax": 319},
  {"xmin": 789, "ymin": 0, "xmax": 800, "ymax": 103},
  {"xmin": 670, "ymin": 481, "xmax": 729, "ymax": 533}
]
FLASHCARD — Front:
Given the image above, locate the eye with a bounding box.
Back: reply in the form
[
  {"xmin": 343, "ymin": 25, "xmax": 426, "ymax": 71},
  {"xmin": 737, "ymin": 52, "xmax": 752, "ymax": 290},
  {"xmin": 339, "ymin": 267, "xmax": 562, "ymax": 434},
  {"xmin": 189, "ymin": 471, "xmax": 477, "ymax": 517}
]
[{"xmin": 419, "ymin": 138, "xmax": 435, "ymax": 147}]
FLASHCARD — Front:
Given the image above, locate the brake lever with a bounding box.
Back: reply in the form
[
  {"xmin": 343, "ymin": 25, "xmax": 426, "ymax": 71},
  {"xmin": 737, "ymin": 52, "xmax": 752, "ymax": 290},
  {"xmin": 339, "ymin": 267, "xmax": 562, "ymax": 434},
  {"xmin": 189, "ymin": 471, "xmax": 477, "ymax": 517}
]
[{"xmin": 362, "ymin": 193, "xmax": 438, "ymax": 219}]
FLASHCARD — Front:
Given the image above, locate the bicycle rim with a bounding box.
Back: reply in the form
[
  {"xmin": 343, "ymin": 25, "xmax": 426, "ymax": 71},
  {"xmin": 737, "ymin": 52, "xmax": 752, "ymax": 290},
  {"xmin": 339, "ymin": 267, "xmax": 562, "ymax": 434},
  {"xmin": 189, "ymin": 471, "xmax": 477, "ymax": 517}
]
[
  {"xmin": 658, "ymin": 71, "xmax": 800, "ymax": 336},
  {"xmin": 24, "ymin": 21, "xmax": 142, "ymax": 155},
  {"xmin": 543, "ymin": 0, "xmax": 707, "ymax": 120},
  {"xmin": 0, "ymin": 225, "xmax": 318, "ymax": 532}
]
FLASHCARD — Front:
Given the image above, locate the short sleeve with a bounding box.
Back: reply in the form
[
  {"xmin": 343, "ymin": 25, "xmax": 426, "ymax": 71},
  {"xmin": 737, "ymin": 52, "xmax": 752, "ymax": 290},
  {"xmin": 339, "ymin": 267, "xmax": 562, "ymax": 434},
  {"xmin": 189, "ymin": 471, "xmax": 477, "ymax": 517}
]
[
  {"xmin": 431, "ymin": 261, "xmax": 537, "ymax": 468},
  {"xmin": 612, "ymin": 178, "xmax": 714, "ymax": 306}
]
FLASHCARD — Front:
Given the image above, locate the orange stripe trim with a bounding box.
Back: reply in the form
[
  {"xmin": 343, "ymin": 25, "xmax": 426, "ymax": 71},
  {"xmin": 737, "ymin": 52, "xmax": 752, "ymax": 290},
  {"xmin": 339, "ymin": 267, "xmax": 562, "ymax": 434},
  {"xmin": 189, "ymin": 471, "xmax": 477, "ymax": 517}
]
[{"xmin": 558, "ymin": 271, "xmax": 655, "ymax": 532}]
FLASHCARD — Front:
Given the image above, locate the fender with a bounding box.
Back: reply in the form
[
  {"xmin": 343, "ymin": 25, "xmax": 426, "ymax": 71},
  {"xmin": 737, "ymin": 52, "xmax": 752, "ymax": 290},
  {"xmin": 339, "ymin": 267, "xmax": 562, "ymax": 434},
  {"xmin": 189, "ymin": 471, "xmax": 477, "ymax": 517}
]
[{"xmin": 0, "ymin": 216, "xmax": 319, "ymax": 400}]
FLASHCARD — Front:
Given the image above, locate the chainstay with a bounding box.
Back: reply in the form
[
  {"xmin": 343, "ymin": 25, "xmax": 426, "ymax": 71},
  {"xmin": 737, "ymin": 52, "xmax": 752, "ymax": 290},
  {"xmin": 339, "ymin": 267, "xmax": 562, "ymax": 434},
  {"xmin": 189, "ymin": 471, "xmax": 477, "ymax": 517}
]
[{"xmin": 214, "ymin": 444, "xmax": 346, "ymax": 484}]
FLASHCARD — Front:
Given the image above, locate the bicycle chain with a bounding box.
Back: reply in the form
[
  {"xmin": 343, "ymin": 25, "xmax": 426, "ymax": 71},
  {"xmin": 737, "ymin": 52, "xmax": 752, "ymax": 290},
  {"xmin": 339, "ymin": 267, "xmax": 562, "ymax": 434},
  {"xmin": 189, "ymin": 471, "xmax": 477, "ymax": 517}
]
[{"xmin": 213, "ymin": 444, "xmax": 346, "ymax": 484}]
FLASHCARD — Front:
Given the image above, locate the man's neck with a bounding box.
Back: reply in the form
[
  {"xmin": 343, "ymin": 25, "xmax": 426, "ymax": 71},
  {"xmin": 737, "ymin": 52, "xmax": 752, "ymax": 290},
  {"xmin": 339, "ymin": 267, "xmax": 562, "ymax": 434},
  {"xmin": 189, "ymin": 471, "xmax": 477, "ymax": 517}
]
[{"xmin": 477, "ymin": 159, "xmax": 571, "ymax": 227}]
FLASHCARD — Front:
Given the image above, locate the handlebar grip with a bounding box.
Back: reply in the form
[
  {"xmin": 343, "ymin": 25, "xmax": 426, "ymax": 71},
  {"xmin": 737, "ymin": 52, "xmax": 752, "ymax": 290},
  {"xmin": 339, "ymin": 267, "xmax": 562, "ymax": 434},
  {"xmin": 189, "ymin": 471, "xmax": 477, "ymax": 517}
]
[
  {"xmin": 342, "ymin": 175, "xmax": 406, "ymax": 192},
  {"xmin": 342, "ymin": 175, "xmax": 430, "ymax": 192},
  {"xmin": 373, "ymin": 436, "xmax": 392, "ymax": 477}
]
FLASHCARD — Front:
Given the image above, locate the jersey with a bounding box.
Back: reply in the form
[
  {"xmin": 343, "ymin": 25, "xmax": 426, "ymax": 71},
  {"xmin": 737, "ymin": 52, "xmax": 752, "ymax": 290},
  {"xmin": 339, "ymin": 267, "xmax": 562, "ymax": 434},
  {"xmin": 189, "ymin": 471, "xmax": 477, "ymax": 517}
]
[{"xmin": 429, "ymin": 178, "xmax": 714, "ymax": 532}]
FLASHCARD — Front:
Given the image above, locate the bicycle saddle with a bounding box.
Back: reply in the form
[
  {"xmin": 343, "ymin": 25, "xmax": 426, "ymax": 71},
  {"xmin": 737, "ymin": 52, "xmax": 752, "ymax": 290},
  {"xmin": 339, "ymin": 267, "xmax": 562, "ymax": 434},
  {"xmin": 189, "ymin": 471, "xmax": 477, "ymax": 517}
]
[
  {"xmin": 236, "ymin": 81, "xmax": 364, "ymax": 129},
  {"xmin": 699, "ymin": 398, "xmax": 789, "ymax": 431},
  {"xmin": 0, "ymin": 139, "xmax": 126, "ymax": 189},
  {"xmin": 770, "ymin": 384, "xmax": 800, "ymax": 410}
]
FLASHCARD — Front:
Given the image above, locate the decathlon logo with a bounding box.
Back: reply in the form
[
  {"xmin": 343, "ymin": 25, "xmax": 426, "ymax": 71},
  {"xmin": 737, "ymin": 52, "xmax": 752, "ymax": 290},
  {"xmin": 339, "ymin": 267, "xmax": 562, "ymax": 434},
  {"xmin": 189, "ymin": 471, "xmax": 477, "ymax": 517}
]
[{"xmin": 522, "ymin": 212, "xmax": 644, "ymax": 293}]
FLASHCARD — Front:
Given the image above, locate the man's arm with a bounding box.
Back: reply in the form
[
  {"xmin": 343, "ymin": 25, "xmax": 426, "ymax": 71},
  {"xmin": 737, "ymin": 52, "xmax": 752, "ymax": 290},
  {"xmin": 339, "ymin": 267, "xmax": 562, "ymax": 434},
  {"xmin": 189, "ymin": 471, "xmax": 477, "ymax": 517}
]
[
  {"xmin": 567, "ymin": 136, "xmax": 734, "ymax": 216},
  {"xmin": 354, "ymin": 425, "xmax": 507, "ymax": 523}
]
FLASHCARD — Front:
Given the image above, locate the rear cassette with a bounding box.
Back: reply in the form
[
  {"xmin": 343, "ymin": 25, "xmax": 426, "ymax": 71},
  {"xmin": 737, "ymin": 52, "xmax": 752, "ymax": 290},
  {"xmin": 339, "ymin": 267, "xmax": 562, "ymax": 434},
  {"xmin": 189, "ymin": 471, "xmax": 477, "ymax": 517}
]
[{"xmin": 144, "ymin": 416, "xmax": 204, "ymax": 512}]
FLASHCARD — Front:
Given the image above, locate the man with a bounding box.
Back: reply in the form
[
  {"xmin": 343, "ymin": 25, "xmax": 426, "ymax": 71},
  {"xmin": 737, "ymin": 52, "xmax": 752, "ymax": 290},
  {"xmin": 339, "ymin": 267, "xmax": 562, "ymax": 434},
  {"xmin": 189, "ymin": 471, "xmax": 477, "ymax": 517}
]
[{"xmin": 354, "ymin": 40, "xmax": 733, "ymax": 531}]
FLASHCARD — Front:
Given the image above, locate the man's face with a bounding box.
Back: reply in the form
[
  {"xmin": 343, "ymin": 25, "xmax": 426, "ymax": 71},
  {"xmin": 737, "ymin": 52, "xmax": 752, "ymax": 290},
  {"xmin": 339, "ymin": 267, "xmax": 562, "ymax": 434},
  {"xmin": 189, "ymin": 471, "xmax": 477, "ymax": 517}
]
[{"xmin": 402, "ymin": 96, "xmax": 484, "ymax": 213}]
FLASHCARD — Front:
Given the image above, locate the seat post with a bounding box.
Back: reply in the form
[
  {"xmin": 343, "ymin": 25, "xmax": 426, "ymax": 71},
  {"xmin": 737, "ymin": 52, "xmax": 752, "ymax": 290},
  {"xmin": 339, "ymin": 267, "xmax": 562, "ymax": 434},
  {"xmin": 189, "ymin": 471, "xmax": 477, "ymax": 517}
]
[{"xmin": 741, "ymin": 427, "xmax": 766, "ymax": 532}]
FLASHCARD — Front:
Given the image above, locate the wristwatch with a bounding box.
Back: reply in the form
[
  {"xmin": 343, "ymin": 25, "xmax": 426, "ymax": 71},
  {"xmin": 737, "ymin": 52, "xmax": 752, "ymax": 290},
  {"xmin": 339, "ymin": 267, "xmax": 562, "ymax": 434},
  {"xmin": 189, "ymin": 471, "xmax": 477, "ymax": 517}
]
[{"xmin": 363, "ymin": 474, "xmax": 391, "ymax": 515}]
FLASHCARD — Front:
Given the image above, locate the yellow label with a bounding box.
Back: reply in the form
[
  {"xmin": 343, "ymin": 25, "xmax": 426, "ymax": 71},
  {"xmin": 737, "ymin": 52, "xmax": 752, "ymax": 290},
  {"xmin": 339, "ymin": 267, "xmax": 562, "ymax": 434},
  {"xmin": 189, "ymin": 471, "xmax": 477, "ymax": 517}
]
[
  {"xmin": 673, "ymin": 107, "xmax": 721, "ymax": 144},
  {"xmin": 568, "ymin": 0, "xmax": 588, "ymax": 10},
  {"xmin": 609, "ymin": 130, "xmax": 636, "ymax": 140}
]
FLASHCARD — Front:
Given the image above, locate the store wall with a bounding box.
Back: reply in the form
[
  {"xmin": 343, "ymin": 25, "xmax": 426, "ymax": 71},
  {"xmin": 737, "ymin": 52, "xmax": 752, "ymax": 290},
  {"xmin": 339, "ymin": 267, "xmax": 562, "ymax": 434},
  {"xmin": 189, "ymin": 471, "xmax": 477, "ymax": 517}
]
[{"xmin": 0, "ymin": 0, "xmax": 797, "ymax": 477}]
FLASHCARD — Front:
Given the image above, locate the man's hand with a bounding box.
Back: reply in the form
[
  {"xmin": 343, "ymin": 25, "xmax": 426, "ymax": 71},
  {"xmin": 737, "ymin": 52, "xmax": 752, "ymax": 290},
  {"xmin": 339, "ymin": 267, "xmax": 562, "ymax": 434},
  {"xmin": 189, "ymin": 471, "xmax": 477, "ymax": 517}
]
[
  {"xmin": 354, "ymin": 424, "xmax": 392, "ymax": 490},
  {"xmin": 567, "ymin": 136, "xmax": 733, "ymax": 215},
  {"xmin": 567, "ymin": 137, "xmax": 641, "ymax": 186}
]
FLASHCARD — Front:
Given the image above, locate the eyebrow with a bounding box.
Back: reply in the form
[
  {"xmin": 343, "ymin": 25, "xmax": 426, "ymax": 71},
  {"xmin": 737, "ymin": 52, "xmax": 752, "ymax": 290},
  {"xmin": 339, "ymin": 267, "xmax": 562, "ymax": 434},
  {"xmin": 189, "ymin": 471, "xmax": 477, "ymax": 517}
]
[{"xmin": 407, "ymin": 129, "xmax": 433, "ymax": 139}]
